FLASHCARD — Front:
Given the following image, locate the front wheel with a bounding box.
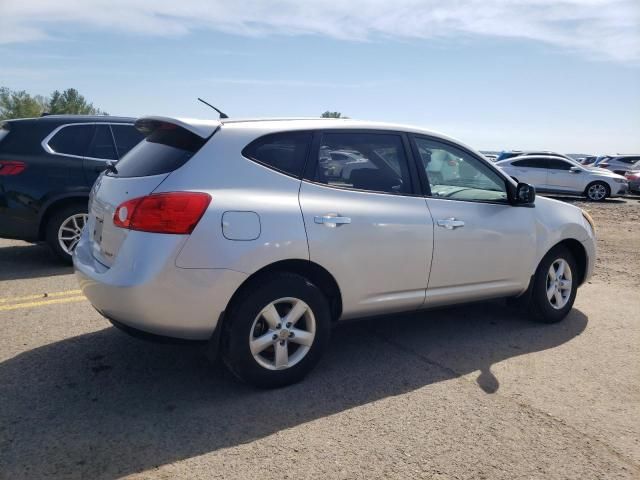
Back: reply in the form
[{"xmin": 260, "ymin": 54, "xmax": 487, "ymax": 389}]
[
  {"xmin": 221, "ymin": 272, "xmax": 331, "ymax": 388},
  {"xmin": 527, "ymin": 245, "xmax": 578, "ymax": 323},
  {"xmin": 585, "ymin": 181, "xmax": 609, "ymax": 201}
]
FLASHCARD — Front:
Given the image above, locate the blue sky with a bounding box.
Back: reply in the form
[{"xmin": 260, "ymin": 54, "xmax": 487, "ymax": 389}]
[{"xmin": 1, "ymin": 0, "xmax": 639, "ymax": 153}]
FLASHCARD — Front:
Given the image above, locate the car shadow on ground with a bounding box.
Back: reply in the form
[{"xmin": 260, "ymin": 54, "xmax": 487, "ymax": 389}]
[
  {"xmin": 0, "ymin": 301, "xmax": 588, "ymax": 479},
  {"xmin": 0, "ymin": 243, "xmax": 71, "ymax": 281}
]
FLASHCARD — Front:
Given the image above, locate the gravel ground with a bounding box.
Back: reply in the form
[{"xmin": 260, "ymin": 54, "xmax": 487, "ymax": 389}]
[{"xmin": 0, "ymin": 195, "xmax": 638, "ymax": 479}]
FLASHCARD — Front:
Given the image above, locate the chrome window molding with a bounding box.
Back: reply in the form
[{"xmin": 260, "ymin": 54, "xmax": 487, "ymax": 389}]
[{"xmin": 41, "ymin": 122, "xmax": 134, "ymax": 162}]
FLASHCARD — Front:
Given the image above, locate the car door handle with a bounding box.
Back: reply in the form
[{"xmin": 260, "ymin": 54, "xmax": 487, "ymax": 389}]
[
  {"xmin": 436, "ymin": 218, "xmax": 465, "ymax": 229},
  {"xmin": 314, "ymin": 214, "xmax": 351, "ymax": 227}
]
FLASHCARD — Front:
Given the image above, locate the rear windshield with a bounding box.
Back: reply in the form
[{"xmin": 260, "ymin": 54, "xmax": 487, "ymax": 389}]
[{"xmin": 109, "ymin": 122, "xmax": 208, "ymax": 178}]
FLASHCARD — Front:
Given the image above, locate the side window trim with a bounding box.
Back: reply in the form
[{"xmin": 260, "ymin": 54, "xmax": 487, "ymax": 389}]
[
  {"xmin": 409, "ymin": 133, "xmax": 511, "ymax": 205},
  {"xmin": 302, "ymin": 128, "xmax": 419, "ymax": 197},
  {"xmin": 41, "ymin": 122, "xmax": 134, "ymax": 161}
]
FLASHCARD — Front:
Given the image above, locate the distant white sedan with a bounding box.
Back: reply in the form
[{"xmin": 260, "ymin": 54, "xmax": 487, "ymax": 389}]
[{"xmin": 497, "ymin": 155, "xmax": 628, "ymax": 201}]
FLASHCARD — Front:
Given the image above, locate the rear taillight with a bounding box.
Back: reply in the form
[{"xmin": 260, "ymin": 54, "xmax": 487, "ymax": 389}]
[
  {"xmin": 626, "ymin": 172, "xmax": 640, "ymax": 180},
  {"xmin": 113, "ymin": 192, "xmax": 211, "ymax": 234},
  {"xmin": 0, "ymin": 161, "xmax": 26, "ymax": 176}
]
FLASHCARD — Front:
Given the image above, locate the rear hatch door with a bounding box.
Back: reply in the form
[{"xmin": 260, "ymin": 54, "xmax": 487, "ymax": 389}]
[{"xmin": 88, "ymin": 116, "xmax": 218, "ymax": 267}]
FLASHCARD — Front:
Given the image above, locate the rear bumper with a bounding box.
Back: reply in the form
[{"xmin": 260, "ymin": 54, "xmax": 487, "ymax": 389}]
[{"xmin": 73, "ymin": 229, "xmax": 247, "ymax": 340}]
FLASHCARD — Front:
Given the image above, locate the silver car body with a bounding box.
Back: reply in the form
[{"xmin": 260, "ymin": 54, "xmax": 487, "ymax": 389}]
[
  {"xmin": 497, "ymin": 155, "xmax": 628, "ymax": 198},
  {"xmin": 75, "ymin": 118, "xmax": 596, "ymax": 340}
]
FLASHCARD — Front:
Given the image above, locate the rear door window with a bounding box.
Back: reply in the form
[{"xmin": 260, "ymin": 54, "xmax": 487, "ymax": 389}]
[
  {"xmin": 87, "ymin": 125, "xmax": 117, "ymax": 160},
  {"xmin": 313, "ymin": 132, "xmax": 412, "ymax": 195},
  {"xmin": 111, "ymin": 124, "xmax": 145, "ymax": 159},
  {"xmin": 242, "ymin": 131, "xmax": 312, "ymax": 178},
  {"xmin": 111, "ymin": 123, "xmax": 207, "ymax": 178},
  {"xmin": 47, "ymin": 124, "xmax": 94, "ymax": 157}
]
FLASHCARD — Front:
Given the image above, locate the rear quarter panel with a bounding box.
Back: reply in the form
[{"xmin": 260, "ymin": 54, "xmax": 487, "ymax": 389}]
[{"xmin": 162, "ymin": 126, "xmax": 310, "ymax": 272}]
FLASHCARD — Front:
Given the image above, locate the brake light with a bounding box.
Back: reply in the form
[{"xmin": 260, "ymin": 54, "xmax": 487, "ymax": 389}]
[
  {"xmin": 113, "ymin": 192, "xmax": 211, "ymax": 234},
  {"xmin": 0, "ymin": 161, "xmax": 26, "ymax": 176}
]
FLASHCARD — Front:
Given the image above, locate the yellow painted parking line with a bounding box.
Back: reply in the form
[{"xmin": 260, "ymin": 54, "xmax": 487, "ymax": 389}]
[
  {"xmin": 0, "ymin": 289, "xmax": 82, "ymax": 304},
  {"xmin": 0, "ymin": 295, "xmax": 86, "ymax": 312}
]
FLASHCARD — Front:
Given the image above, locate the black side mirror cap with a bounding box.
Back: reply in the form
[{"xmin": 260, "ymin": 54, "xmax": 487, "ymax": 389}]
[{"xmin": 514, "ymin": 182, "xmax": 536, "ymax": 206}]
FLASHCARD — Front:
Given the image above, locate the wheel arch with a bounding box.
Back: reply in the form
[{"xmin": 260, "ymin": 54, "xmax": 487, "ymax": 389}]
[
  {"xmin": 226, "ymin": 259, "xmax": 343, "ymax": 323},
  {"xmin": 38, "ymin": 194, "xmax": 89, "ymax": 240},
  {"xmin": 584, "ymin": 180, "xmax": 610, "ymax": 199},
  {"xmin": 549, "ymin": 239, "xmax": 588, "ymax": 286}
]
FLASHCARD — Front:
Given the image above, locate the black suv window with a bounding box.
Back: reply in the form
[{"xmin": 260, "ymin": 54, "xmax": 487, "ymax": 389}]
[
  {"xmin": 512, "ymin": 158, "xmax": 547, "ymax": 168},
  {"xmin": 547, "ymin": 159, "xmax": 573, "ymax": 170},
  {"xmin": 242, "ymin": 132, "xmax": 311, "ymax": 178},
  {"xmin": 87, "ymin": 125, "xmax": 117, "ymax": 160},
  {"xmin": 47, "ymin": 124, "xmax": 94, "ymax": 157},
  {"xmin": 314, "ymin": 133, "xmax": 411, "ymax": 195},
  {"xmin": 111, "ymin": 124, "xmax": 145, "ymax": 159}
]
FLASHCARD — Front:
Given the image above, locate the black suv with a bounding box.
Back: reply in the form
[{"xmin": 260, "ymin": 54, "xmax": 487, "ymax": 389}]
[{"xmin": 0, "ymin": 115, "xmax": 144, "ymax": 262}]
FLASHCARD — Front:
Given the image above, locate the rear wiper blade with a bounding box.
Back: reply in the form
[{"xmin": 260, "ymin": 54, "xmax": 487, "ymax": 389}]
[{"xmin": 106, "ymin": 160, "xmax": 118, "ymax": 175}]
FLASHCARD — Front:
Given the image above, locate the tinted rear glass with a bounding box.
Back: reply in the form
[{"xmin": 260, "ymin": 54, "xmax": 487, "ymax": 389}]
[
  {"xmin": 242, "ymin": 131, "xmax": 311, "ymax": 178},
  {"xmin": 110, "ymin": 123, "xmax": 207, "ymax": 178},
  {"xmin": 512, "ymin": 158, "xmax": 546, "ymax": 168},
  {"xmin": 111, "ymin": 124, "xmax": 145, "ymax": 159},
  {"xmin": 48, "ymin": 124, "xmax": 94, "ymax": 156}
]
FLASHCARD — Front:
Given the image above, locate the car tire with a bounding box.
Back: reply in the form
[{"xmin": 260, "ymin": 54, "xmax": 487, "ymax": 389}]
[
  {"xmin": 527, "ymin": 245, "xmax": 578, "ymax": 324},
  {"xmin": 45, "ymin": 203, "xmax": 88, "ymax": 264},
  {"xmin": 221, "ymin": 272, "xmax": 331, "ymax": 388},
  {"xmin": 585, "ymin": 181, "xmax": 609, "ymax": 201}
]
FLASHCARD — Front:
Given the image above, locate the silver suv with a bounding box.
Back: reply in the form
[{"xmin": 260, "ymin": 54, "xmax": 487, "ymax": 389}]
[{"xmin": 74, "ymin": 117, "xmax": 596, "ymax": 388}]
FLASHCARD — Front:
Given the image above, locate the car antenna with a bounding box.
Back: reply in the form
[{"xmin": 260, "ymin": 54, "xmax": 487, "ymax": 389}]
[{"xmin": 197, "ymin": 98, "xmax": 229, "ymax": 119}]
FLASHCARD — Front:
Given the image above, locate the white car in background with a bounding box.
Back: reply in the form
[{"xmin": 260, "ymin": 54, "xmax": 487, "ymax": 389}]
[{"xmin": 497, "ymin": 155, "xmax": 628, "ymax": 201}]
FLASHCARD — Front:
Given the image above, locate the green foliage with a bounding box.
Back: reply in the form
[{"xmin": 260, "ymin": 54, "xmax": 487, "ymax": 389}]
[
  {"xmin": 0, "ymin": 87, "xmax": 46, "ymax": 119},
  {"xmin": 0, "ymin": 87, "xmax": 105, "ymax": 120},
  {"xmin": 321, "ymin": 111, "xmax": 343, "ymax": 118}
]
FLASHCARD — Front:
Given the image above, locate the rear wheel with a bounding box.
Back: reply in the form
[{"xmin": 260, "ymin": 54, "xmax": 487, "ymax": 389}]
[
  {"xmin": 585, "ymin": 181, "xmax": 609, "ymax": 201},
  {"xmin": 527, "ymin": 245, "xmax": 578, "ymax": 323},
  {"xmin": 45, "ymin": 204, "xmax": 88, "ymax": 264},
  {"xmin": 221, "ymin": 272, "xmax": 331, "ymax": 388}
]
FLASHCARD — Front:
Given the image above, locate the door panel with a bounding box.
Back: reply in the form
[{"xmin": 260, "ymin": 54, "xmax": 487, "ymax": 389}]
[
  {"xmin": 546, "ymin": 159, "xmax": 582, "ymax": 192},
  {"xmin": 410, "ymin": 135, "xmax": 536, "ymax": 305},
  {"xmin": 510, "ymin": 166, "xmax": 547, "ymax": 187},
  {"xmin": 425, "ymin": 198, "xmax": 536, "ymax": 305},
  {"xmin": 299, "ymin": 181, "xmax": 433, "ymax": 318}
]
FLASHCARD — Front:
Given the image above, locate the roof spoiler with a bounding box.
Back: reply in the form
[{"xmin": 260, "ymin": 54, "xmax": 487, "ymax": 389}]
[{"xmin": 134, "ymin": 116, "xmax": 221, "ymax": 139}]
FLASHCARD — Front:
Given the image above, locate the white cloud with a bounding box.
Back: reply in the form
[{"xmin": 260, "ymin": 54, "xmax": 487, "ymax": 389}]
[{"xmin": 0, "ymin": 0, "xmax": 638, "ymax": 62}]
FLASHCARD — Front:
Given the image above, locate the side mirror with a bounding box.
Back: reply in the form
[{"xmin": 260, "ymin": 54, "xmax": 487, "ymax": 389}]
[
  {"xmin": 570, "ymin": 166, "xmax": 581, "ymax": 173},
  {"xmin": 514, "ymin": 182, "xmax": 536, "ymax": 206}
]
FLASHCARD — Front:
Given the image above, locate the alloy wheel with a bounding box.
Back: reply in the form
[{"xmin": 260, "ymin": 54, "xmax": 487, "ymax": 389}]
[
  {"xmin": 249, "ymin": 297, "xmax": 316, "ymax": 370},
  {"xmin": 57, "ymin": 213, "xmax": 88, "ymax": 255},
  {"xmin": 546, "ymin": 258, "xmax": 573, "ymax": 310},
  {"xmin": 587, "ymin": 183, "xmax": 607, "ymax": 201}
]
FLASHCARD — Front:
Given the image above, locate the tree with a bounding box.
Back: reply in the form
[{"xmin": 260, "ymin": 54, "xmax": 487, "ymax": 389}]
[
  {"xmin": 0, "ymin": 87, "xmax": 105, "ymax": 120},
  {"xmin": 0, "ymin": 87, "xmax": 47, "ymax": 119},
  {"xmin": 321, "ymin": 111, "xmax": 343, "ymax": 118},
  {"xmin": 47, "ymin": 88, "xmax": 102, "ymax": 115}
]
